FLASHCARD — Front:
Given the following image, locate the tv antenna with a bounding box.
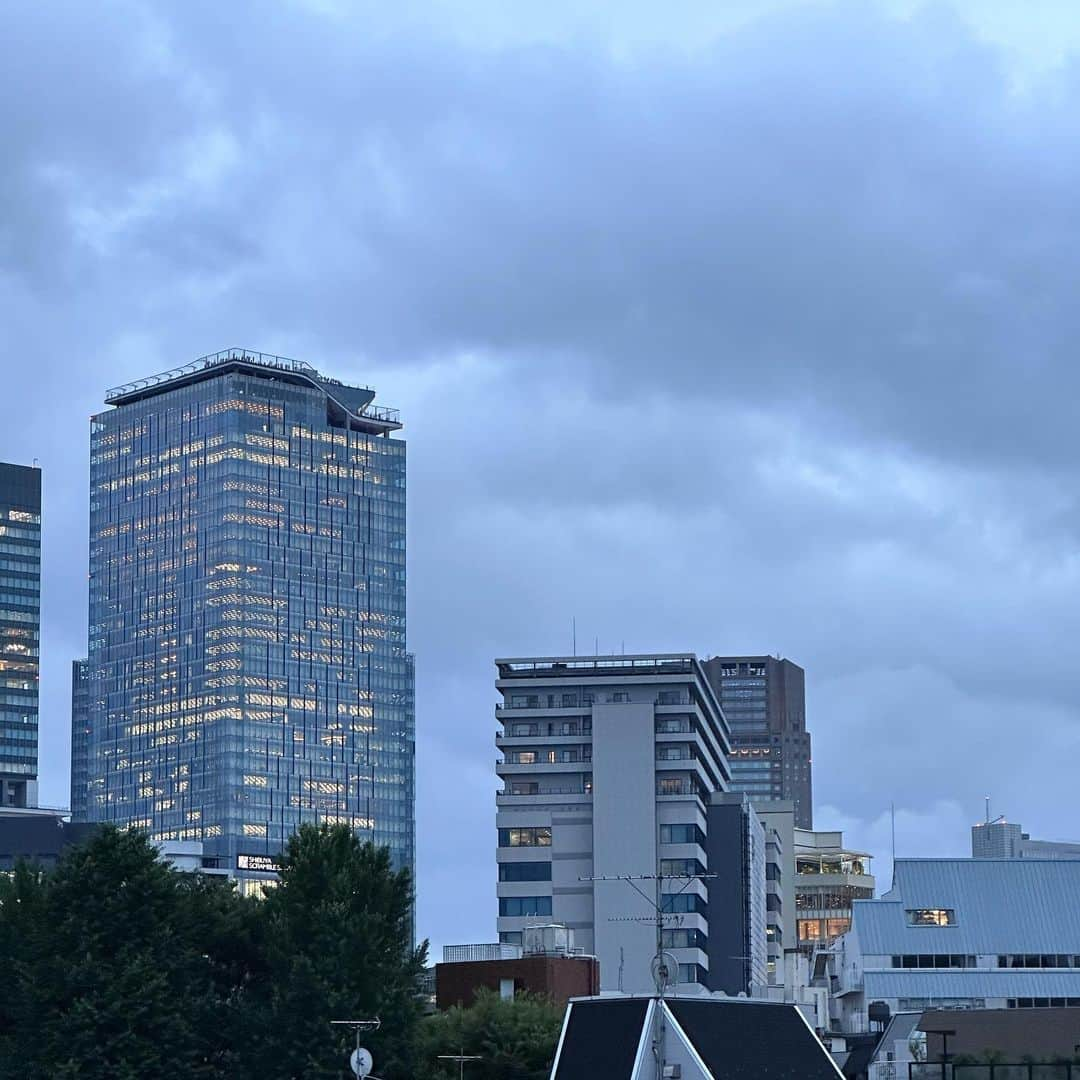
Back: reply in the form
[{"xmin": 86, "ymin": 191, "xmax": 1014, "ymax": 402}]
[
  {"xmin": 583, "ymin": 856, "xmax": 716, "ymax": 1080},
  {"xmin": 437, "ymin": 1049, "xmax": 483, "ymax": 1080},
  {"xmin": 331, "ymin": 1018, "xmax": 380, "ymax": 1079}
]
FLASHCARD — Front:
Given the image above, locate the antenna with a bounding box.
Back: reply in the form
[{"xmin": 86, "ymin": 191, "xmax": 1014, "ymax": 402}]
[
  {"xmin": 985, "ymin": 795, "xmax": 990, "ymax": 825},
  {"xmin": 572, "ymin": 617, "xmax": 576, "ymax": 657},
  {"xmin": 891, "ymin": 802, "xmax": 896, "ymax": 868}
]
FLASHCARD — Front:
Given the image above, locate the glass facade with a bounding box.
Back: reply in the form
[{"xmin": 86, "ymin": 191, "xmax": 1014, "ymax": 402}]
[
  {"xmin": 84, "ymin": 352, "xmax": 413, "ymax": 884},
  {"xmin": 70, "ymin": 658, "xmax": 90, "ymax": 819},
  {"xmin": 0, "ymin": 463, "xmax": 41, "ymax": 809}
]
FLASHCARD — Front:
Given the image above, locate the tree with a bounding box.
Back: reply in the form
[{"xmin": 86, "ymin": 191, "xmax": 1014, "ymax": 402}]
[
  {"xmin": 414, "ymin": 991, "xmax": 565, "ymax": 1080},
  {"xmin": 0, "ymin": 826, "xmax": 255, "ymax": 1080},
  {"xmin": 239, "ymin": 823, "xmax": 428, "ymax": 1080}
]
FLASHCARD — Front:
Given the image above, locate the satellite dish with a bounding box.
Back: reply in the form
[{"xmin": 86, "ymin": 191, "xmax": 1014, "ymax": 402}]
[
  {"xmin": 651, "ymin": 950, "xmax": 680, "ymax": 993},
  {"xmin": 350, "ymin": 1047, "xmax": 373, "ymax": 1078}
]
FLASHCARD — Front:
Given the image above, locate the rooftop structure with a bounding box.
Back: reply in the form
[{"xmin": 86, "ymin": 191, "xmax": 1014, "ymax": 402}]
[
  {"xmin": 821, "ymin": 858, "xmax": 1080, "ymax": 1033},
  {"xmin": 549, "ymin": 995, "xmax": 843, "ymax": 1079},
  {"xmin": 793, "ymin": 828, "xmax": 874, "ymax": 952}
]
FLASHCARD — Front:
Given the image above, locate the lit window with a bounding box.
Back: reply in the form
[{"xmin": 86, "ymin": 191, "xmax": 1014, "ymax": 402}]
[{"xmin": 906, "ymin": 908, "xmax": 956, "ymax": 927}]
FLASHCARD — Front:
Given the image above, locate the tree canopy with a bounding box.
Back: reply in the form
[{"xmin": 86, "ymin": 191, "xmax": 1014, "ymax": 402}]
[{"xmin": 0, "ymin": 824, "xmax": 427, "ymax": 1080}]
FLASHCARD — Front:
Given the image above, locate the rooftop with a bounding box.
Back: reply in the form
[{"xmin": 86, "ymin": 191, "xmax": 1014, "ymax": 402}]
[
  {"xmin": 103, "ymin": 348, "xmax": 401, "ymax": 432},
  {"xmin": 852, "ymin": 858, "xmax": 1080, "ymax": 954}
]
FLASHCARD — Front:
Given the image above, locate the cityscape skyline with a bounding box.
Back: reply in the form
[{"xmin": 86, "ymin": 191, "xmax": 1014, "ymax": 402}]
[{"xmin": 7, "ymin": 0, "xmax": 1080, "ymax": 960}]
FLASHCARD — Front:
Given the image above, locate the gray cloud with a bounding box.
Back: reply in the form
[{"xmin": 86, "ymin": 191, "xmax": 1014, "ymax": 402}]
[{"xmin": 3, "ymin": 0, "xmax": 1080, "ymax": 952}]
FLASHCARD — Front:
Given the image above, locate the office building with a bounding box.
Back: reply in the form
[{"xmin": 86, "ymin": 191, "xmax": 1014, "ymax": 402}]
[
  {"xmin": 0, "ymin": 462, "xmax": 41, "ymax": 809},
  {"xmin": 972, "ymin": 815, "xmax": 1080, "ymax": 860},
  {"xmin": 495, "ymin": 654, "xmax": 731, "ymax": 994},
  {"xmin": 793, "ymin": 828, "xmax": 874, "ymax": 951},
  {"xmin": 821, "ymin": 858, "xmax": 1080, "ymax": 1033},
  {"xmin": 702, "ymin": 656, "xmax": 812, "ymax": 828},
  {"xmin": 70, "ymin": 659, "xmax": 90, "ymax": 820},
  {"xmin": 705, "ymin": 792, "xmax": 771, "ymax": 995},
  {"xmin": 84, "ymin": 349, "xmax": 413, "ymax": 893}
]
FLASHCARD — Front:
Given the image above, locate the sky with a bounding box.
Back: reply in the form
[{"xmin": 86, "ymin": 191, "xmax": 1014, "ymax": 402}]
[{"xmin": 4, "ymin": 0, "xmax": 1080, "ymax": 955}]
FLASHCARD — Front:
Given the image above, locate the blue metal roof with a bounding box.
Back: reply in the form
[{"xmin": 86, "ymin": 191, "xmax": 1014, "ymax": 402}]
[
  {"xmin": 854, "ymin": 859, "xmax": 1080, "ymax": 955},
  {"xmin": 865, "ymin": 970, "xmax": 1080, "ymax": 998}
]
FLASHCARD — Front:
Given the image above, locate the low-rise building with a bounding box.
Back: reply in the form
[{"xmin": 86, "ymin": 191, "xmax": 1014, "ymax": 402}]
[
  {"xmin": 821, "ymin": 858, "xmax": 1080, "ymax": 1033},
  {"xmin": 436, "ymin": 925, "xmax": 599, "ymax": 1009},
  {"xmin": 794, "ymin": 829, "xmax": 874, "ymax": 951}
]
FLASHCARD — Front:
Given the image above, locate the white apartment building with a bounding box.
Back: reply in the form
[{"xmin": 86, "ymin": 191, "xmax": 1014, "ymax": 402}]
[{"xmin": 495, "ymin": 654, "xmax": 731, "ymax": 995}]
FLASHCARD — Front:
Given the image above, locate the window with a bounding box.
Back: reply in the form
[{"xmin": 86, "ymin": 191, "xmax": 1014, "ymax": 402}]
[
  {"xmin": 892, "ymin": 954, "xmax": 976, "ymax": 969},
  {"xmin": 660, "ymin": 858, "xmax": 706, "ymax": 877},
  {"xmin": 561, "ymin": 693, "xmax": 577, "ymax": 707},
  {"xmin": 499, "ymin": 862, "xmax": 552, "ymax": 882},
  {"xmin": 678, "ymin": 963, "xmax": 707, "ymax": 985},
  {"xmin": 498, "ymin": 827, "xmax": 552, "ymax": 848},
  {"xmin": 610, "ymin": 692, "xmax": 630, "ymax": 703},
  {"xmin": 657, "ymin": 690, "xmax": 684, "ymax": 705},
  {"xmin": 906, "ymin": 908, "xmax": 956, "ymax": 927},
  {"xmin": 499, "ymin": 896, "xmax": 553, "ymax": 917},
  {"xmin": 660, "ymin": 823, "xmax": 706, "ymax": 847},
  {"xmin": 660, "ymin": 893, "xmax": 706, "ymax": 915},
  {"xmin": 797, "ymin": 919, "xmax": 823, "ymax": 941},
  {"xmin": 662, "ymin": 929, "xmax": 707, "ymax": 950},
  {"xmin": 657, "ymin": 777, "xmax": 691, "ymax": 795}
]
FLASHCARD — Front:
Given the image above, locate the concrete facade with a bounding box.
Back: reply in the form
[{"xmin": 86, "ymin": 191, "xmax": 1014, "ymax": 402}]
[{"xmin": 495, "ymin": 654, "xmax": 731, "ymax": 995}]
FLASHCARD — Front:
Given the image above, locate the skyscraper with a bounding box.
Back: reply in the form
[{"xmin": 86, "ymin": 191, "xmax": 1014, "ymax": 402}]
[
  {"xmin": 70, "ymin": 658, "xmax": 89, "ymax": 820},
  {"xmin": 84, "ymin": 350, "xmax": 413, "ymax": 892},
  {"xmin": 0, "ymin": 463, "xmax": 41, "ymax": 809},
  {"xmin": 701, "ymin": 656, "xmax": 812, "ymax": 828}
]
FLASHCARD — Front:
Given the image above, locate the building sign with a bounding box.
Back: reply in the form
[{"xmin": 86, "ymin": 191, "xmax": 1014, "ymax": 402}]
[{"xmin": 237, "ymin": 853, "xmax": 278, "ymax": 872}]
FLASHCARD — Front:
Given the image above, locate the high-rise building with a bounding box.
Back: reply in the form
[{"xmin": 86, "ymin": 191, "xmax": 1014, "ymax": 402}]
[
  {"xmin": 84, "ymin": 350, "xmax": 413, "ymax": 893},
  {"xmin": 0, "ymin": 462, "xmax": 41, "ymax": 809},
  {"xmin": 70, "ymin": 658, "xmax": 90, "ymax": 819},
  {"xmin": 495, "ymin": 653, "xmax": 731, "ymax": 994},
  {"xmin": 972, "ymin": 815, "xmax": 1080, "ymax": 860},
  {"xmin": 701, "ymin": 655, "xmax": 812, "ymax": 828}
]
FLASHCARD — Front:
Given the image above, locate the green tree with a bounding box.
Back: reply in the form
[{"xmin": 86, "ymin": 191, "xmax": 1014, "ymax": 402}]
[
  {"xmin": 240, "ymin": 823, "xmax": 428, "ymax": 1080},
  {"xmin": 414, "ymin": 990, "xmax": 565, "ymax": 1080},
  {"xmin": 0, "ymin": 826, "xmax": 254, "ymax": 1080}
]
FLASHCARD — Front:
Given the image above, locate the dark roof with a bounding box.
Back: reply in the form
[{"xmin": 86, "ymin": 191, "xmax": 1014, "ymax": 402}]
[
  {"xmin": 667, "ymin": 998, "xmax": 842, "ymax": 1079},
  {"xmin": 553, "ymin": 998, "xmax": 649, "ymax": 1080}
]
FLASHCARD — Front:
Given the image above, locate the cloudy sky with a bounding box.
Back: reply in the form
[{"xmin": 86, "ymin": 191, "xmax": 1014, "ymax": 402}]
[{"xmin": 5, "ymin": 0, "xmax": 1080, "ymax": 952}]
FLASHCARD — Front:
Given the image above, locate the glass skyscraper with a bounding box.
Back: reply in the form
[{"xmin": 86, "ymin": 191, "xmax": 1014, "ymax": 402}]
[
  {"xmin": 0, "ymin": 463, "xmax": 41, "ymax": 809},
  {"xmin": 83, "ymin": 350, "xmax": 413, "ymax": 890}
]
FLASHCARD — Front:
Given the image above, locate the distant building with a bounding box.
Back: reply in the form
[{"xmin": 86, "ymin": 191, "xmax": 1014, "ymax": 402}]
[
  {"xmin": 821, "ymin": 858, "xmax": 1080, "ymax": 1033},
  {"xmin": 793, "ymin": 828, "xmax": 874, "ymax": 952},
  {"xmin": 495, "ymin": 654, "xmax": 731, "ymax": 994},
  {"xmin": 83, "ymin": 350, "xmax": 413, "ymax": 897},
  {"xmin": 920, "ymin": 1007, "xmax": 1080, "ymax": 1064},
  {"xmin": 701, "ymin": 656, "xmax": 812, "ymax": 828},
  {"xmin": 972, "ymin": 815, "xmax": 1080, "ymax": 860},
  {"xmin": 436, "ymin": 926, "xmax": 599, "ymax": 1009},
  {"xmin": 0, "ymin": 807, "xmax": 225, "ymax": 877},
  {"xmin": 69, "ymin": 659, "xmax": 90, "ymax": 821},
  {"xmin": 0, "ymin": 462, "xmax": 41, "ymax": 809}
]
